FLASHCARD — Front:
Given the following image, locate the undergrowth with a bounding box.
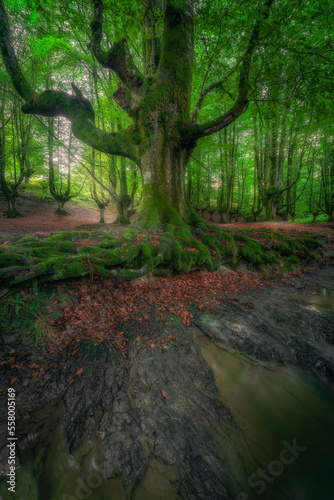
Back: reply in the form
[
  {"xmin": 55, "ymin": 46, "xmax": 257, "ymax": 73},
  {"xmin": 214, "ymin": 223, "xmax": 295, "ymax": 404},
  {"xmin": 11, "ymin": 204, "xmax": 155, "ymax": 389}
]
[
  {"xmin": 0, "ymin": 290, "xmax": 56, "ymax": 348},
  {"xmin": 295, "ymin": 215, "xmax": 328, "ymax": 223}
]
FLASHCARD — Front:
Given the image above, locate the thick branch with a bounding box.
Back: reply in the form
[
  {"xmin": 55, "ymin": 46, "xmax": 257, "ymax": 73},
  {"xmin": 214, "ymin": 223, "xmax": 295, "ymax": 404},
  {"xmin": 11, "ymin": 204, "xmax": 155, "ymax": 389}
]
[
  {"xmin": 22, "ymin": 90, "xmax": 138, "ymax": 161},
  {"xmin": 195, "ymin": 0, "xmax": 274, "ymax": 139},
  {"xmin": 88, "ymin": 0, "xmax": 144, "ymax": 91},
  {"xmin": 0, "ymin": 0, "xmax": 34, "ymax": 100},
  {"xmin": 0, "ymin": 2, "xmax": 138, "ymax": 163},
  {"xmin": 191, "ymin": 61, "xmax": 240, "ymax": 124}
]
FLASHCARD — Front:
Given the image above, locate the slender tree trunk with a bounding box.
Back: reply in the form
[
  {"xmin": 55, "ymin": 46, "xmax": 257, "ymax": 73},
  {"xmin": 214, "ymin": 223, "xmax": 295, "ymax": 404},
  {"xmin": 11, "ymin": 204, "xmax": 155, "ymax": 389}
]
[{"xmin": 99, "ymin": 206, "xmax": 105, "ymax": 223}]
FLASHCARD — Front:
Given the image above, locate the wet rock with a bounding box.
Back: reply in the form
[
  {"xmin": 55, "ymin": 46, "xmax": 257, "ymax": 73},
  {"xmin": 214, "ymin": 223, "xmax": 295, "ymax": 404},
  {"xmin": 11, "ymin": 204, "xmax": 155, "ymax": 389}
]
[{"xmin": 194, "ymin": 266, "xmax": 334, "ymax": 378}]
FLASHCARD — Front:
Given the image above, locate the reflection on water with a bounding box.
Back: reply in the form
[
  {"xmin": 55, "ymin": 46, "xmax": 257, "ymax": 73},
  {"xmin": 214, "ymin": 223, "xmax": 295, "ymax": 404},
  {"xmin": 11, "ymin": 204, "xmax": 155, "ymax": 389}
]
[
  {"xmin": 306, "ymin": 287, "xmax": 334, "ymax": 317},
  {"xmin": 133, "ymin": 458, "xmax": 184, "ymax": 500},
  {"xmin": 197, "ymin": 335, "xmax": 334, "ymax": 500}
]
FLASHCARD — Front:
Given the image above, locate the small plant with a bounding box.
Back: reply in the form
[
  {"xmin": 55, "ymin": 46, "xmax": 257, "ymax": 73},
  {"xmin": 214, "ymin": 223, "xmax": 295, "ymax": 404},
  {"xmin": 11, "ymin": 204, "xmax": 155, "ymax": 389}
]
[
  {"xmin": 31, "ymin": 315, "xmax": 54, "ymax": 347},
  {"xmin": 1, "ymin": 291, "xmax": 54, "ymax": 348}
]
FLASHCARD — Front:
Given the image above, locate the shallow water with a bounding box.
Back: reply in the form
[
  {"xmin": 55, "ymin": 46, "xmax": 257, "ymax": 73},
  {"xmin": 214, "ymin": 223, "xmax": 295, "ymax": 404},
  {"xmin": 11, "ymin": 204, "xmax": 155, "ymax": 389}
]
[
  {"xmin": 197, "ymin": 335, "xmax": 334, "ymax": 500},
  {"xmin": 305, "ymin": 287, "xmax": 334, "ymax": 317}
]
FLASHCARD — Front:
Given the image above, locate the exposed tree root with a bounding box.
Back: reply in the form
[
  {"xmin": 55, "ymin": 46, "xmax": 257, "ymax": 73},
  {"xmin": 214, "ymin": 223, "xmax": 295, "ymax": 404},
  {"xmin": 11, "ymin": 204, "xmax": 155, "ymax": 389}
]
[{"xmin": 0, "ymin": 217, "xmax": 325, "ymax": 295}]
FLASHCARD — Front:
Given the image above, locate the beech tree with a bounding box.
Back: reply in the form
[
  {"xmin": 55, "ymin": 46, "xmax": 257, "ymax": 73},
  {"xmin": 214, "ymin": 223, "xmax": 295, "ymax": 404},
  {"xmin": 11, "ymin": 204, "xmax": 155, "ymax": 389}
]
[
  {"xmin": 1, "ymin": 0, "xmax": 333, "ymax": 228},
  {"xmin": 0, "ymin": 0, "xmax": 275, "ymax": 227}
]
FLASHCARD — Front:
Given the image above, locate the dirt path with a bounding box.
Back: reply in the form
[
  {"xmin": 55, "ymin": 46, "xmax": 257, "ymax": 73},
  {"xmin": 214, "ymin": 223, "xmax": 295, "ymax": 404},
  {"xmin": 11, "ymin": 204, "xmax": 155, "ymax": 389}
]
[{"xmin": 0, "ymin": 194, "xmax": 118, "ymax": 236}]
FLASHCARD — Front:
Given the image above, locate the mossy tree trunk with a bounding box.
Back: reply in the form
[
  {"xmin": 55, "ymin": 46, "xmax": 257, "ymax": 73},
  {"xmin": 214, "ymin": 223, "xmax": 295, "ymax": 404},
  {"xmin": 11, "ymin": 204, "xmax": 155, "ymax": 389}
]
[
  {"xmin": 90, "ymin": 148, "xmax": 111, "ymax": 223},
  {"xmin": 0, "ymin": 0, "xmax": 274, "ymax": 228},
  {"xmin": 0, "ymin": 90, "xmax": 25, "ymax": 217},
  {"xmin": 14, "ymin": 106, "xmax": 34, "ymax": 186},
  {"xmin": 322, "ymin": 141, "xmax": 334, "ymax": 223}
]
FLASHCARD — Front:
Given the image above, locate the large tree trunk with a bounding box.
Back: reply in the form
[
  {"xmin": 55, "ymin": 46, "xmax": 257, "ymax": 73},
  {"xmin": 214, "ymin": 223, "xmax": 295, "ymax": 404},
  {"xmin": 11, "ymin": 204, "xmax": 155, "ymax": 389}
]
[
  {"xmin": 265, "ymin": 198, "xmax": 277, "ymax": 221},
  {"xmin": 137, "ymin": 140, "xmax": 189, "ymax": 224}
]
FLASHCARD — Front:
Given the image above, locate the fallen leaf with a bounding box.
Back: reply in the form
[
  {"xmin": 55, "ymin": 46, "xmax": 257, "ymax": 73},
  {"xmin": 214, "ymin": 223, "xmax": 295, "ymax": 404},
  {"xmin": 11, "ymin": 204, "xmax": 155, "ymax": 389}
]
[
  {"xmin": 9, "ymin": 377, "xmax": 17, "ymax": 385},
  {"xmin": 74, "ymin": 368, "xmax": 83, "ymax": 376},
  {"xmin": 161, "ymin": 388, "xmax": 168, "ymax": 399}
]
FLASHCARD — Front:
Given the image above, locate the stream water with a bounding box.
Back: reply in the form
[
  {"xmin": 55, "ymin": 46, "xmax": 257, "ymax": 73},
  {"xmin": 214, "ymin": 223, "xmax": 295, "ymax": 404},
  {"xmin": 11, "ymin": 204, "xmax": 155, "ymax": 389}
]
[
  {"xmin": 305, "ymin": 287, "xmax": 334, "ymax": 318},
  {"xmin": 0, "ymin": 286, "xmax": 333, "ymax": 500},
  {"xmin": 197, "ymin": 336, "xmax": 334, "ymax": 500}
]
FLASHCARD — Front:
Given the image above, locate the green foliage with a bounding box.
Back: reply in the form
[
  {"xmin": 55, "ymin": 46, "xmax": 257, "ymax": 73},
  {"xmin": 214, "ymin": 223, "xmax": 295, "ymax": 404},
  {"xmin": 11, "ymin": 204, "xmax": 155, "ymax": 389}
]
[{"xmin": 295, "ymin": 215, "xmax": 329, "ymax": 223}]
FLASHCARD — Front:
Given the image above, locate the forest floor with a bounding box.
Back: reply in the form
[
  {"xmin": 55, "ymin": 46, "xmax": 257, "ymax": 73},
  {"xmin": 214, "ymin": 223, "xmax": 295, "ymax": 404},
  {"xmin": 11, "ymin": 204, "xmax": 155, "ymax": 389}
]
[
  {"xmin": 1, "ymin": 190, "xmax": 333, "ymax": 389},
  {"xmin": 1, "ymin": 191, "xmax": 334, "ymax": 236}
]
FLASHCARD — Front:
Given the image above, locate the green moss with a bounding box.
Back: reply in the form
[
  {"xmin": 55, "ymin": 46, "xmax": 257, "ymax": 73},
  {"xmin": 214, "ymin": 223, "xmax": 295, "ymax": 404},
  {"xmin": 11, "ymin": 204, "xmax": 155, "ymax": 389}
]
[
  {"xmin": 152, "ymin": 249, "xmax": 165, "ymax": 267},
  {"xmin": 123, "ymin": 244, "xmax": 140, "ymax": 262},
  {"xmin": 22, "ymin": 235, "xmax": 38, "ymax": 244},
  {"xmin": 166, "ymin": 223, "xmax": 175, "ymax": 236},
  {"xmin": 236, "ymin": 237, "xmax": 277, "ymax": 266},
  {"xmin": 104, "ymin": 244, "xmax": 139, "ymax": 268},
  {"xmin": 122, "ymin": 227, "xmax": 139, "ymax": 243},
  {"xmin": 58, "ymin": 242, "xmax": 77, "ymax": 254},
  {"xmin": 27, "ymin": 246, "xmax": 55, "ymax": 259},
  {"xmin": 78, "ymin": 245, "xmax": 102, "ymax": 255},
  {"xmin": 46, "ymin": 231, "xmax": 90, "ymax": 243},
  {"xmin": 303, "ymin": 237, "xmax": 323, "ymax": 250},
  {"xmin": 0, "ymin": 222, "xmax": 325, "ymax": 292},
  {"xmin": 98, "ymin": 237, "xmax": 119, "ymax": 249},
  {"xmin": 0, "ymin": 253, "xmax": 26, "ymax": 268},
  {"xmin": 265, "ymin": 231, "xmax": 283, "ymax": 239},
  {"xmin": 175, "ymin": 225, "xmax": 192, "ymax": 242},
  {"xmin": 104, "ymin": 247, "xmax": 124, "ymax": 267},
  {"xmin": 193, "ymin": 241, "xmax": 212, "ymax": 267},
  {"xmin": 239, "ymin": 247, "xmax": 267, "ymax": 265},
  {"xmin": 201, "ymin": 234, "xmax": 221, "ymax": 259},
  {"xmin": 220, "ymin": 231, "xmax": 235, "ymax": 244},
  {"xmin": 271, "ymin": 242, "xmax": 294, "ymax": 256},
  {"xmin": 161, "ymin": 237, "xmax": 172, "ymax": 261},
  {"xmin": 65, "ymin": 261, "xmax": 88, "ymax": 278},
  {"xmin": 172, "ymin": 240, "xmax": 186, "ymax": 272},
  {"xmin": 138, "ymin": 243, "xmax": 153, "ymax": 270}
]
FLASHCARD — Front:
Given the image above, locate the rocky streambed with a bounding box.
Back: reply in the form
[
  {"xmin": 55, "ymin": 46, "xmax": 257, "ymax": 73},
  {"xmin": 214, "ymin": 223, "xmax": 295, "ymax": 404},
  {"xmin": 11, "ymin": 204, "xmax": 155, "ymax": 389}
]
[{"xmin": 0, "ymin": 264, "xmax": 334, "ymax": 500}]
